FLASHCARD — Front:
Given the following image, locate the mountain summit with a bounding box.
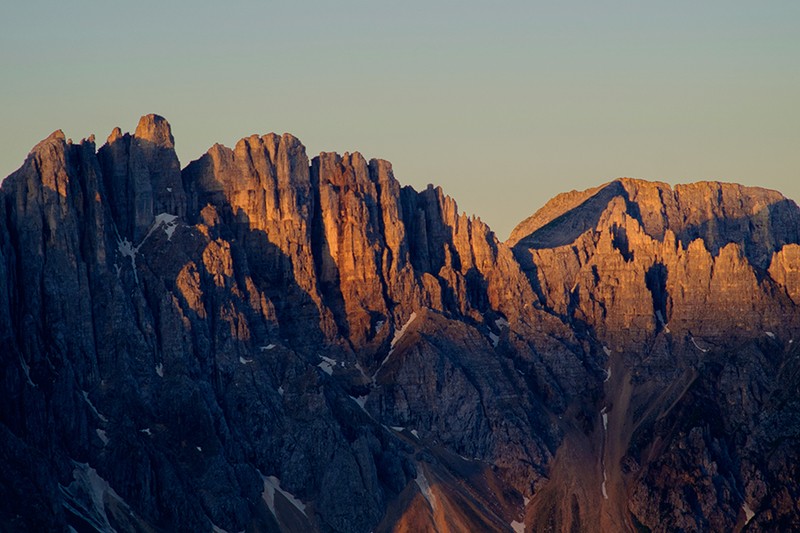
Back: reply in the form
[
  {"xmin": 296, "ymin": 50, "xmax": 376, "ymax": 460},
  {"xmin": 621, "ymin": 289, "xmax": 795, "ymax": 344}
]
[{"xmin": 1, "ymin": 115, "xmax": 799, "ymax": 532}]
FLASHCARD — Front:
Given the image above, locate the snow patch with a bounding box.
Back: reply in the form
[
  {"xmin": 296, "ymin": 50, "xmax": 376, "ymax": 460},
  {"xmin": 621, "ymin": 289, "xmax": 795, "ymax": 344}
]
[
  {"xmin": 117, "ymin": 238, "xmax": 136, "ymax": 259},
  {"xmin": 82, "ymin": 391, "xmax": 107, "ymax": 422},
  {"xmin": 260, "ymin": 344, "xmax": 276, "ymax": 351},
  {"xmin": 239, "ymin": 356, "xmax": 253, "ymax": 364},
  {"xmin": 511, "ymin": 520, "xmax": 525, "ymax": 533},
  {"xmin": 115, "ymin": 214, "xmax": 179, "ymax": 282},
  {"xmin": 391, "ymin": 312, "xmax": 418, "ymax": 350},
  {"xmin": 604, "ymin": 367, "xmax": 611, "ymax": 383},
  {"xmin": 655, "ymin": 310, "xmax": 671, "ymax": 333},
  {"xmin": 410, "ymin": 429, "xmax": 419, "ymax": 438},
  {"xmin": 140, "ymin": 428, "xmax": 152, "ymax": 436},
  {"xmin": 278, "ymin": 386, "xmax": 284, "ymax": 396},
  {"xmin": 489, "ymin": 332, "xmax": 499, "ymax": 347},
  {"xmin": 372, "ymin": 312, "xmax": 419, "ymax": 381},
  {"xmin": 19, "ymin": 354, "xmax": 36, "ymax": 387},
  {"xmin": 153, "ymin": 213, "xmax": 179, "ymax": 240},
  {"xmin": 495, "ymin": 317, "xmax": 509, "ymax": 329},
  {"xmin": 601, "ymin": 469, "xmax": 608, "ymax": 499},
  {"xmin": 603, "ymin": 346, "xmax": 612, "ymax": 356},
  {"xmin": 155, "ymin": 363, "xmax": 164, "ymax": 377},
  {"xmin": 59, "ymin": 463, "xmax": 130, "ymax": 533},
  {"xmin": 351, "ymin": 395, "xmax": 368, "ymax": 412},
  {"xmin": 765, "ymin": 331, "xmax": 775, "ymax": 339},
  {"xmin": 318, "ymin": 356, "xmax": 337, "ymax": 375},
  {"xmin": 117, "ymin": 238, "xmax": 139, "ymax": 282},
  {"xmin": 390, "ymin": 426, "xmax": 405, "ymax": 432},
  {"xmin": 95, "ymin": 429, "xmax": 108, "ymax": 445},
  {"xmin": 743, "ymin": 503, "xmax": 755, "ymax": 524},
  {"xmin": 690, "ymin": 336, "xmax": 709, "ymax": 353},
  {"xmin": 414, "ymin": 468, "xmax": 437, "ymax": 512},
  {"xmin": 602, "ymin": 411, "xmax": 608, "ymax": 431},
  {"xmin": 262, "ymin": 475, "xmax": 307, "ymax": 518},
  {"xmin": 166, "ymin": 187, "xmax": 172, "ymax": 192},
  {"xmin": 196, "ymin": 446, "xmax": 202, "ymax": 452}
]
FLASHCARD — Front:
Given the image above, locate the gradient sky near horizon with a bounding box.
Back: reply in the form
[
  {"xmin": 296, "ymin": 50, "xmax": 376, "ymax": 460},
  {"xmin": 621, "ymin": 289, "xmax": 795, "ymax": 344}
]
[{"xmin": 1, "ymin": 1, "xmax": 798, "ymax": 239}]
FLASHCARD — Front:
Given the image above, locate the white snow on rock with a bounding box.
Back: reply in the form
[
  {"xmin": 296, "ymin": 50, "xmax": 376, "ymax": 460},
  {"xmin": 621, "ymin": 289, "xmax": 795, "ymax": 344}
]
[
  {"xmin": 260, "ymin": 344, "xmax": 276, "ymax": 351},
  {"xmin": 766, "ymin": 331, "xmax": 775, "ymax": 339},
  {"xmin": 414, "ymin": 468, "xmax": 437, "ymax": 512},
  {"xmin": 82, "ymin": 391, "xmax": 107, "ymax": 422},
  {"xmin": 318, "ymin": 356, "xmax": 337, "ymax": 375},
  {"xmin": 153, "ymin": 213, "xmax": 179, "ymax": 240},
  {"xmin": 278, "ymin": 386, "xmax": 284, "ymax": 396},
  {"xmin": 59, "ymin": 463, "xmax": 131, "ymax": 533},
  {"xmin": 239, "ymin": 356, "xmax": 253, "ymax": 364},
  {"xmin": 743, "ymin": 503, "xmax": 755, "ymax": 524},
  {"xmin": 604, "ymin": 367, "xmax": 612, "ymax": 383},
  {"xmin": 489, "ymin": 332, "xmax": 500, "ymax": 347},
  {"xmin": 391, "ymin": 312, "xmax": 418, "ymax": 350},
  {"xmin": 390, "ymin": 426, "xmax": 405, "ymax": 432},
  {"xmin": 495, "ymin": 317, "xmax": 509, "ymax": 329},
  {"xmin": 18, "ymin": 355, "xmax": 35, "ymax": 387},
  {"xmin": 117, "ymin": 238, "xmax": 139, "ymax": 282},
  {"xmin": 117, "ymin": 238, "xmax": 136, "ymax": 259},
  {"xmin": 115, "ymin": 214, "xmax": 180, "ymax": 282},
  {"xmin": 95, "ymin": 429, "xmax": 108, "ymax": 445},
  {"xmin": 410, "ymin": 429, "xmax": 419, "ymax": 439},
  {"xmin": 262, "ymin": 475, "xmax": 307, "ymax": 518},
  {"xmin": 196, "ymin": 446, "xmax": 202, "ymax": 452},
  {"xmin": 690, "ymin": 336, "xmax": 709, "ymax": 353},
  {"xmin": 155, "ymin": 363, "xmax": 164, "ymax": 377},
  {"xmin": 655, "ymin": 310, "xmax": 671, "ymax": 333},
  {"xmin": 140, "ymin": 428, "xmax": 152, "ymax": 436},
  {"xmin": 351, "ymin": 395, "xmax": 368, "ymax": 412},
  {"xmin": 511, "ymin": 520, "xmax": 525, "ymax": 533},
  {"xmin": 372, "ymin": 312, "xmax": 419, "ymax": 380},
  {"xmin": 603, "ymin": 346, "xmax": 612, "ymax": 356}
]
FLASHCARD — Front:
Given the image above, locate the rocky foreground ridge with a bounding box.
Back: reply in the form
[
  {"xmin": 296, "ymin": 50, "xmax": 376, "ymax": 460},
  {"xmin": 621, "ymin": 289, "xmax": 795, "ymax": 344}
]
[{"xmin": 1, "ymin": 115, "xmax": 799, "ymax": 532}]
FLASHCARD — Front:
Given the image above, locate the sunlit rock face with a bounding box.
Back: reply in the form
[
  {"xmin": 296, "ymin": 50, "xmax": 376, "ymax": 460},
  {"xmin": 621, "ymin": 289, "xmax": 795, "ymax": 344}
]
[{"xmin": 1, "ymin": 115, "xmax": 799, "ymax": 532}]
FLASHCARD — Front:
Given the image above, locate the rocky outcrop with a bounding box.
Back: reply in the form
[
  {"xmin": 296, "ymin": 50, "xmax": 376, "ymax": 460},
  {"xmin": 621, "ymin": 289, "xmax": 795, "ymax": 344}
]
[
  {"xmin": 0, "ymin": 116, "xmax": 580, "ymax": 532},
  {"xmin": 511, "ymin": 178, "xmax": 800, "ymax": 531},
  {"xmin": 1, "ymin": 117, "xmax": 799, "ymax": 532}
]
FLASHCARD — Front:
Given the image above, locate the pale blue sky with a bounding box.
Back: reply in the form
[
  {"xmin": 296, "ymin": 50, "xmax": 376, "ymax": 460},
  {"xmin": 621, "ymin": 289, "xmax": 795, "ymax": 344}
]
[{"xmin": 2, "ymin": 1, "xmax": 798, "ymax": 238}]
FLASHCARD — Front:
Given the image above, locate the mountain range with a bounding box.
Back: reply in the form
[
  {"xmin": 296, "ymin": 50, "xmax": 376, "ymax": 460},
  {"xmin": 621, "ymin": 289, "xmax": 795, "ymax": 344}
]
[{"xmin": 1, "ymin": 114, "xmax": 799, "ymax": 532}]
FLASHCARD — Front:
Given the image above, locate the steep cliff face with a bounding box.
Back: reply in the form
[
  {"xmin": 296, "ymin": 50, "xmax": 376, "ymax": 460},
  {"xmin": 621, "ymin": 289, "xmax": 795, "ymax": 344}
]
[
  {"xmin": 1, "ymin": 117, "xmax": 799, "ymax": 533},
  {"xmin": 0, "ymin": 116, "xmax": 584, "ymax": 533},
  {"xmin": 512, "ymin": 178, "xmax": 800, "ymax": 532}
]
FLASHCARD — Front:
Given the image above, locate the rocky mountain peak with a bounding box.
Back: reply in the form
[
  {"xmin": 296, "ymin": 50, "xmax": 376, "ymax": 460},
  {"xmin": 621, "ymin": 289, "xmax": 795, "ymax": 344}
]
[
  {"xmin": 133, "ymin": 113, "xmax": 175, "ymax": 148},
  {"xmin": 1, "ymin": 116, "xmax": 799, "ymax": 533}
]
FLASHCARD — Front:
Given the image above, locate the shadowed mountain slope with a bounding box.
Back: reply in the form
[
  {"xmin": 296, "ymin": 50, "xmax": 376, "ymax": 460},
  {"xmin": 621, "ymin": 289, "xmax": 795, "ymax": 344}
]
[{"xmin": 1, "ymin": 116, "xmax": 799, "ymax": 532}]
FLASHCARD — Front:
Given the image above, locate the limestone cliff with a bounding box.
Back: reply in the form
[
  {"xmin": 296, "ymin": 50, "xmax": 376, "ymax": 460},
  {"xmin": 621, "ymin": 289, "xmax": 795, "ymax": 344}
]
[
  {"xmin": 512, "ymin": 178, "xmax": 800, "ymax": 532},
  {"xmin": 1, "ymin": 117, "xmax": 799, "ymax": 532}
]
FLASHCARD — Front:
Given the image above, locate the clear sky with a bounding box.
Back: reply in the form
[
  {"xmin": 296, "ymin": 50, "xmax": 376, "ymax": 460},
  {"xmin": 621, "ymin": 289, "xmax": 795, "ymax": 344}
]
[{"xmin": 1, "ymin": 1, "xmax": 798, "ymax": 239}]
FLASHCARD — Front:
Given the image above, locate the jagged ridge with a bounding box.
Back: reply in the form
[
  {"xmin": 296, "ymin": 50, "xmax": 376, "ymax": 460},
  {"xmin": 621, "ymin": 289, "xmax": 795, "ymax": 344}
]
[{"xmin": 0, "ymin": 115, "xmax": 799, "ymax": 532}]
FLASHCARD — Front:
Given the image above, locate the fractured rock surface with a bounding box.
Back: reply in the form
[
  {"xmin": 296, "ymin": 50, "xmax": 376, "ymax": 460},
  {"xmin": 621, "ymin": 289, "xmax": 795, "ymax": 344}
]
[{"xmin": 1, "ymin": 116, "xmax": 799, "ymax": 532}]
